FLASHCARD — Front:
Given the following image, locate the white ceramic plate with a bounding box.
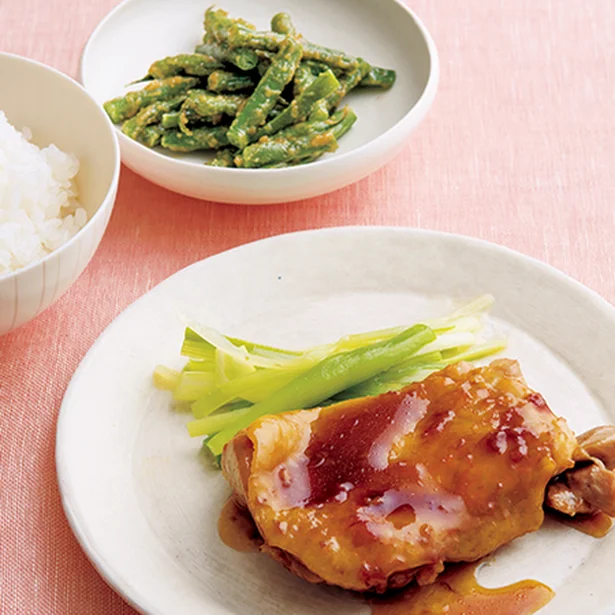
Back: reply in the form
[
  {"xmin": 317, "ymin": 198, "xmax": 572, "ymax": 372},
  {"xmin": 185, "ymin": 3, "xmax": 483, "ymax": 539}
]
[
  {"xmin": 57, "ymin": 227, "xmax": 615, "ymax": 615},
  {"xmin": 80, "ymin": 0, "xmax": 438, "ymax": 204}
]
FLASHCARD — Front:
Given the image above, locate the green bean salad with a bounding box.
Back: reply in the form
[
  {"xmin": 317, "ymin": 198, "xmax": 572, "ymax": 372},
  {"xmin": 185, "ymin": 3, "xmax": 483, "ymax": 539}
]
[{"xmin": 103, "ymin": 7, "xmax": 397, "ymax": 169}]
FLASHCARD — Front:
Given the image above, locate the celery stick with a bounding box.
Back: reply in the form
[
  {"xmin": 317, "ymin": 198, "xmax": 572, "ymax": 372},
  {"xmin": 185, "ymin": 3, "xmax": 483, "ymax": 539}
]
[
  {"xmin": 153, "ymin": 365, "xmax": 180, "ymax": 391},
  {"xmin": 420, "ymin": 332, "xmax": 476, "ymax": 354},
  {"xmin": 204, "ymin": 324, "xmax": 436, "ymax": 455},
  {"xmin": 214, "ymin": 347, "xmax": 256, "ymax": 386},
  {"xmin": 186, "ymin": 359, "xmax": 215, "ymax": 372},
  {"xmin": 332, "ymin": 352, "xmax": 443, "ymax": 400},
  {"xmin": 425, "ymin": 295, "xmax": 495, "ymax": 331},
  {"xmin": 191, "ymin": 361, "xmax": 312, "ymax": 418},
  {"xmin": 188, "ymin": 407, "xmax": 253, "ymax": 437},
  {"xmin": 187, "ymin": 322, "xmax": 296, "ymax": 369},
  {"xmin": 442, "ymin": 339, "xmax": 507, "ymax": 364},
  {"xmin": 181, "ymin": 338, "xmax": 216, "ymax": 361},
  {"xmin": 226, "ymin": 336, "xmax": 301, "ymax": 359},
  {"xmin": 173, "ymin": 371, "xmax": 215, "ymax": 402}
]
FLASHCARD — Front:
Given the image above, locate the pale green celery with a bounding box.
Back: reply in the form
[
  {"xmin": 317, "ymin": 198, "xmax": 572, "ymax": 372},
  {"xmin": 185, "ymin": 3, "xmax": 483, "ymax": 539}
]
[
  {"xmin": 205, "ymin": 325, "xmax": 436, "ymax": 455},
  {"xmin": 191, "ymin": 361, "xmax": 313, "ymax": 418},
  {"xmin": 183, "ymin": 326, "xmax": 298, "ymax": 364},
  {"xmin": 442, "ymin": 316, "xmax": 482, "ymax": 333},
  {"xmin": 186, "ymin": 359, "xmax": 215, "ymax": 372},
  {"xmin": 331, "ymin": 339, "xmax": 506, "ymax": 403},
  {"xmin": 181, "ymin": 338, "xmax": 216, "ymax": 361},
  {"xmin": 420, "ymin": 332, "xmax": 476, "ymax": 354},
  {"xmin": 214, "ymin": 347, "xmax": 256, "ymax": 386},
  {"xmin": 173, "ymin": 371, "xmax": 215, "ymax": 402},
  {"xmin": 442, "ymin": 339, "xmax": 508, "ymax": 364},
  {"xmin": 153, "ymin": 365, "xmax": 181, "ymax": 390},
  {"xmin": 187, "ymin": 322, "xmax": 295, "ymax": 369},
  {"xmin": 332, "ymin": 352, "xmax": 443, "ymax": 400},
  {"xmin": 425, "ymin": 295, "xmax": 495, "ymax": 331},
  {"xmin": 378, "ymin": 351, "xmax": 444, "ymax": 381},
  {"xmin": 226, "ymin": 336, "xmax": 301, "ymax": 359},
  {"xmin": 188, "ymin": 407, "xmax": 252, "ymax": 437}
]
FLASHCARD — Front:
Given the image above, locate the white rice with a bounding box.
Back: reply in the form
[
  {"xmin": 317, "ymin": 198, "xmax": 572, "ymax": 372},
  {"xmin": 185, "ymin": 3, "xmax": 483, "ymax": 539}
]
[{"xmin": 0, "ymin": 111, "xmax": 87, "ymax": 276}]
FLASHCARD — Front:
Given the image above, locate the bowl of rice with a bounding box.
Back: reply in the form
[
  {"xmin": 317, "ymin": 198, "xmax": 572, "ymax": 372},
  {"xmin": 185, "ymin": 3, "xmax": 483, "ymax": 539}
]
[{"xmin": 0, "ymin": 52, "xmax": 120, "ymax": 336}]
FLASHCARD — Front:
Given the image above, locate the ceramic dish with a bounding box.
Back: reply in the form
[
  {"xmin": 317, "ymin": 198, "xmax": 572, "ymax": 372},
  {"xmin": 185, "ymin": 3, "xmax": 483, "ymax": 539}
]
[
  {"xmin": 0, "ymin": 53, "xmax": 120, "ymax": 336},
  {"xmin": 57, "ymin": 227, "xmax": 615, "ymax": 615},
  {"xmin": 80, "ymin": 0, "xmax": 438, "ymax": 205}
]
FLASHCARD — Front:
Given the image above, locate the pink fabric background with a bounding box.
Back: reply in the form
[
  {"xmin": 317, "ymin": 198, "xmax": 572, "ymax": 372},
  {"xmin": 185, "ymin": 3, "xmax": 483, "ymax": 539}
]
[{"xmin": 1, "ymin": 0, "xmax": 614, "ymax": 612}]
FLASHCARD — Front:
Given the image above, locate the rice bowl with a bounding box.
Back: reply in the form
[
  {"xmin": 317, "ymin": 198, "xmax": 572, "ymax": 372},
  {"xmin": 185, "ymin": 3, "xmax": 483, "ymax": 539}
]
[{"xmin": 0, "ymin": 52, "xmax": 120, "ymax": 336}]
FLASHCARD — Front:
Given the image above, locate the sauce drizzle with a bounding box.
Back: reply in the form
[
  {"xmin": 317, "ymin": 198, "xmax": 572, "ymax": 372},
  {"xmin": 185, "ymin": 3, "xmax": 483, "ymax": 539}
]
[
  {"xmin": 552, "ymin": 510, "xmax": 613, "ymax": 538},
  {"xmin": 218, "ymin": 498, "xmax": 262, "ymax": 553},
  {"xmin": 369, "ymin": 562, "xmax": 554, "ymax": 615}
]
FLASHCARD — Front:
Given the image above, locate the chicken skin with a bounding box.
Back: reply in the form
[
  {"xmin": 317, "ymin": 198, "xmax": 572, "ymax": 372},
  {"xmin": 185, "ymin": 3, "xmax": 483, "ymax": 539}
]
[{"xmin": 222, "ymin": 360, "xmax": 614, "ymax": 593}]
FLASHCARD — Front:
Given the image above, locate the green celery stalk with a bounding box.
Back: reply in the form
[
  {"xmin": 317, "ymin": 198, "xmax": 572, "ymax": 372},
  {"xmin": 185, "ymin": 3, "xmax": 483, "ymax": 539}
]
[
  {"xmin": 204, "ymin": 324, "xmax": 436, "ymax": 455},
  {"xmin": 153, "ymin": 365, "xmax": 180, "ymax": 391},
  {"xmin": 188, "ymin": 407, "xmax": 253, "ymax": 437},
  {"xmin": 442, "ymin": 339, "xmax": 508, "ymax": 364},
  {"xmin": 173, "ymin": 371, "xmax": 215, "ymax": 402},
  {"xmin": 191, "ymin": 361, "xmax": 313, "ymax": 418},
  {"xmin": 185, "ymin": 359, "xmax": 215, "ymax": 372}
]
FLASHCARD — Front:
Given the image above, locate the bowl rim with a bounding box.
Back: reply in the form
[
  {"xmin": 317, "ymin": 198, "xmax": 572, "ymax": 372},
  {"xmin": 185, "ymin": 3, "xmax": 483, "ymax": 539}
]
[
  {"xmin": 0, "ymin": 52, "xmax": 121, "ymax": 284},
  {"xmin": 79, "ymin": 0, "xmax": 439, "ymax": 176}
]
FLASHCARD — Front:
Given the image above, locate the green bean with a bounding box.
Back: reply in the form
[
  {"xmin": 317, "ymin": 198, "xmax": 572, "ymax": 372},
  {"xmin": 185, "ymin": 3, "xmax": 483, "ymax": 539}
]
[
  {"xmin": 207, "ymin": 149, "xmax": 237, "ymax": 168},
  {"xmin": 103, "ymin": 77, "xmax": 198, "ymax": 123},
  {"xmin": 328, "ymin": 105, "xmax": 358, "ymax": 140},
  {"xmin": 230, "ymin": 24, "xmax": 359, "ymax": 71},
  {"xmin": 120, "ymin": 97, "xmax": 184, "ymax": 140},
  {"xmin": 161, "ymin": 111, "xmax": 182, "ymax": 129},
  {"xmin": 227, "ymin": 37, "xmax": 303, "ymax": 149},
  {"xmin": 162, "ymin": 110, "xmax": 224, "ymax": 130},
  {"xmin": 238, "ymin": 107, "xmax": 354, "ymax": 168},
  {"xmin": 300, "ymin": 40, "xmax": 359, "ymax": 71},
  {"xmin": 271, "ymin": 12, "xmax": 297, "ymax": 36},
  {"xmin": 360, "ymin": 66, "xmax": 397, "ymax": 89},
  {"xmin": 259, "ymin": 106, "xmax": 352, "ymax": 140},
  {"xmin": 183, "ymin": 90, "xmax": 247, "ymax": 117},
  {"xmin": 257, "ymin": 70, "xmax": 339, "ymax": 139},
  {"xmin": 238, "ymin": 131, "xmax": 337, "ymax": 168},
  {"xmin": 305, "ymin": 60, "xmax": 334, "ymax": 76},
  {"xmin": 308, "ymin": 101, "xmax": 329, "ymax": 122},
  {"xmin": 144, "ymin": 53, "xmax": 223, "ymax": 79},
  {"xmin": 136, "ymin": 125, "xmax": 166, "ymax": 148},
  {"xmin": 204, "ymin": 324, "xmax": 436, "ymax": 455},
  {"xmin": 323, "ymin": 59, "xmax": 371, "ymax": 111},
  {"xmin": 293, "ymin": 62, "xmax": 316, "ymax": 97},
  {"xmin": 194, "ymin": 41, "xmax": 259, "ymax": 71},
  {"xmin": 161, "ymin": 126, "xmax": 230, "ymax": 152},
  {"xmin": 240, "ymin": 106, "xmax": 356, "ymax": 167},
  {"xmin": 207, "ymin": 70, "xmax": 256, "ymax": 93},
  {"xmin": 205, "ymin": 7, "xmax": 255, "ymax": 43}
]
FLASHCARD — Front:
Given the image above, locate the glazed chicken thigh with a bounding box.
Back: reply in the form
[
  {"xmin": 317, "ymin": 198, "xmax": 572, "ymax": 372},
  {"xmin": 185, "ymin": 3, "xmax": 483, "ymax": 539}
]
[{"xmin": 222, "ymin": 360, "xmax": 615, "ymax": 593}]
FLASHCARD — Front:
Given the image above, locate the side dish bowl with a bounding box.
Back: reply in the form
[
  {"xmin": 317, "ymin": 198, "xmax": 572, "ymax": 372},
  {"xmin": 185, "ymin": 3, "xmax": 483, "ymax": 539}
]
[
  {"xmin": 80, "ymin": 0, "xmax": 438, "ymax": 205},
  {"xmin": 0, "ymin": 53, "xmax": 120, "ymax": 336}
]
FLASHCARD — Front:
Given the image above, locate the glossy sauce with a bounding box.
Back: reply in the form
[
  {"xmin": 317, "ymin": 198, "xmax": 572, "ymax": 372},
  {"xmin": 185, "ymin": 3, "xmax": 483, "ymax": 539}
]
[
  {"xmin": 369, "ymin": 563, "xmax": 554, "ymax": 615},
  {"xmin": 235, "ymin": 361, "xmax": 580, "ymax": 594},
  {"xmin": 218, "ymin": 498, "xmax": 262, "ymax": 553},
  {"xmin": 551, "ymin": 510, "xmax": 613, "ymax": 538}
]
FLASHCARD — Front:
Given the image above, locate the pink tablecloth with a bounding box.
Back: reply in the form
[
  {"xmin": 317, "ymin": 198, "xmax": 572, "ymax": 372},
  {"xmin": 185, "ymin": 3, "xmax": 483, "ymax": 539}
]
[{"xmin": 1, "ymin": 1, "xmax": 614, "ymax": 612}]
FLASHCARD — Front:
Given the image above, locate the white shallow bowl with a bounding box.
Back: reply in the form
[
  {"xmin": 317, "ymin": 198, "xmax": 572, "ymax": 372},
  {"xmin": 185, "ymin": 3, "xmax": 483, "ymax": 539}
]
[
  {"xmin": 0, "ymin": 53, "xmax": 120, "ymax": 336},
  {"xmin": 57, "ymin": 227, "xmax": 615, "ymax": 615},
  {"xmin": 81, "ymin": 0, "xmax": 438, "ymax": 205}
]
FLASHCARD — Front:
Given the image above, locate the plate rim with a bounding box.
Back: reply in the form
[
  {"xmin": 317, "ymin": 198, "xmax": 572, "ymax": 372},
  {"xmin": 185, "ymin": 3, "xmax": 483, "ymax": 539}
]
[{"xmin": 56, "ymin": 225, "xmax": 615, "ymax": 615}]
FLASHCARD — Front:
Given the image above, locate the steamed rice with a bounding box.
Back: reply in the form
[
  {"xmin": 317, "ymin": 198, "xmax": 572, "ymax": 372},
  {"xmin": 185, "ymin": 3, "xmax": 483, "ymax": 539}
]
[{"xmin": 0, "ymin": 111, "xmax": 87, "ymax": 276}]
